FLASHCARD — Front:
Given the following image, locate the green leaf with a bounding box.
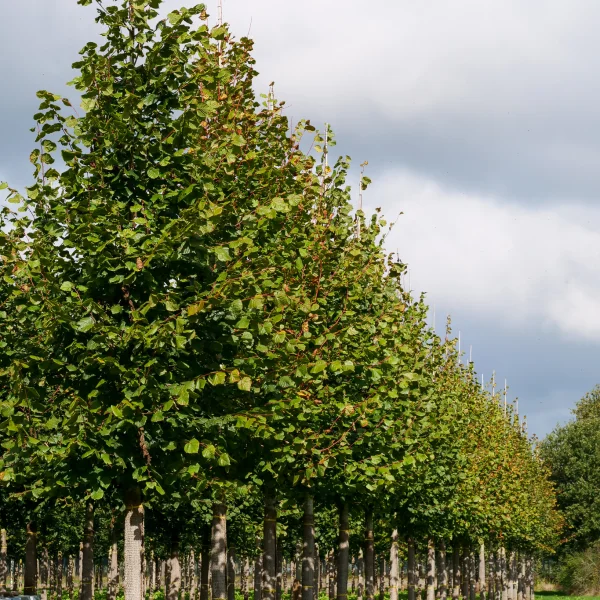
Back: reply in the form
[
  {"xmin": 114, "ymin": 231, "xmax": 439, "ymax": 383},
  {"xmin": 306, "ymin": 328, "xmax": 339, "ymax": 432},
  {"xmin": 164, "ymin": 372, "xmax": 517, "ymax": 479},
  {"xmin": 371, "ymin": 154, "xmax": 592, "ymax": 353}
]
[
  {"xmin": 208, "ymin": 371, "xmax": 226, "ymax": 386},
  {"xmin": 214, "ymin": 247, "xmax": 230, "ymax": 262},
  {"xmin": 235, "ymin": 317, "xmax": 250, "ymax": 329},
  {"xmin": 311, "ymin": 360, "xmax": 327, "ymax": 374},
  {"xmin": 90, "ymin": 489, "xmax": 104, "ymax": 501},
  {"xmin": 147, "ymin": 167, "xmax": 160, "ymax": 179},
  {"xmin": 184, "ymin": 439, "xmax": 200, "ymax": 454},
  {"xmin": 237, "ymin": 377, "xmax": 252, "ymax": 392},
  {"xmin": 329, "ymin": 361, "xmax": 342, "ymax": 372},
  {"xmin": 76, "ymin": 316, "xmax": 95, "ymax": 332},
  {"xmin": 202, "ymin": 444, "xmax": 216, "ymax": 459},
  {"xmin": 217, "ymin": 452, "xmax": 231, "ymax": 466},
  {"xmin": 60, "ymin": 281, "xmax": 74, "ymax": 292}
]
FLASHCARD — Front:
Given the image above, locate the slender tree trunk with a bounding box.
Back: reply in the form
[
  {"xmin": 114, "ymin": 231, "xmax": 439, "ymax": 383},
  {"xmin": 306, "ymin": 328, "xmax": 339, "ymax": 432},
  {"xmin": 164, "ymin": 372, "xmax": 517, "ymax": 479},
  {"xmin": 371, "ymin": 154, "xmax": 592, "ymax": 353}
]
[
  {"xmin": 255, "ymin": 555, "xmax": 263, "ymax": 600},
  {"xmin": 276, "ymin": 543, "xmax": 283, "ymax": 600},
  {"xmin": 357, "ymin": 550, "xmax": 364, "ymax": 600},
  {"xmin": 314, "ymin": 545, "xmax": 320, "ymax": 600},
  {"xmin": 501, "ymin": 549, "xmax": 508, "ymax": 600},
  {"xmin": 364, "ymin": 511, "xmax": 374, "ymax": 600},
  {"xmin": 296, "ymin": 542, "xmax": 303, "ymax": 583},
  {"xmin": 461, "ymin": 552, "xmax": 469, "ymax": 600},
  {"xmin": 243, "ymin": 558, "xmax": 249, "ymax": 600},
  {"xmin": 478, "ymin": 545, "xmax": 486, "ymax": 600},
  {"xmin": 190, "ymin": 551, "xmax": 197, "ymax": 600},
  {"xmin": 379, "ymin": 558, "xmax": 385, "ymax": 600},
  {"xmin": 337, "ymin": 504, "xmax": 350, "ymax": 600},
  {"xmin": 452, "ymin": 548, "xmax": 460, "ymax": 600},
  {"xmin": 263, "ymin": 494, "xmax": 277, "ymax": 600},
  {"xmin": 167, "ymin": 537, "xmax": 181, "ymax": 600},
  {"xmin": 0, "ymin": 529, "xmax": 7, "ymax": 589},
  {"xmin": 470, "ymin": 553, "xmax": 477, "ymax": 600},
  {"xmin": 407, "ymin": 539, "xmax": 416, "ymax": 600},
  {"xmin": 81, "ymin": 503, "xmax": 95, "ymax": 600},
  {"xmin": 155, "ymin": 559, "xmax": 162, "ymax": 593},
  {"xmin": 108, "ymin": 523, "xmax": 119, "ymax": 600},
  {"xmin": 328, "ymin": 551, "xmax": 335, "ymax": 600},
  {"xmin": 57, "ymin": 552, "xmax": 64, "ymax": 598},
  {"xmin": 41, "ymin": 546, "xmax": 49, "ymax": 600},
  {"xmin": 439, "ymin": 541, "xmax": 447, "ymax": 600},
  {"xmin": 211, "ymin": 502, "xmax": 228, "ymax": 600},
  {"xmin": 302, "ymin": 496, "xmax": 315, "ymax": 600},
  {"xmin": 427, "ymin": 540, "xmax": 435, "ymax": 600},
  {"xmin": 67, "ymin": 556, "xmax": 74, "ymax": 598},
  {"xmin": 24, "ymin": 522, "xmax": 38, "ymax": 595},
  {"xmin": 516, "ymin": 555, "xmax": 523, "ymax": 600},
  {"xmin": 228, "ymin": 546, "xmax": 236, "ymax": 600},
  {"xmin": 78, "ymin": 542, "xmax": 83, "ymax": 598},
  {"xmin": 389, "ymin": 531, "xmax": 399, "ymax": 600},
  {"xmin": 124, "ymin": 488, "xmax": 144, "ymax": 600},
  {"xmin": 201, "ymin": 530, "xmax": 211, "ymax": 600},
  {"xmin": 508, "ymin": 553, "xmax": 516, "ymax": 600}
]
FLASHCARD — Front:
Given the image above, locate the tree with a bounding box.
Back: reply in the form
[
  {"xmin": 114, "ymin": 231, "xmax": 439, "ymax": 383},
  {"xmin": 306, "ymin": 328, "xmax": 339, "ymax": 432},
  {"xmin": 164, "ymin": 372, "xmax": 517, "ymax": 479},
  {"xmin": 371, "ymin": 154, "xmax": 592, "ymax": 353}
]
[{"xmin": 541, "ymin": 385, "xmax": 600, "ymax": 550}]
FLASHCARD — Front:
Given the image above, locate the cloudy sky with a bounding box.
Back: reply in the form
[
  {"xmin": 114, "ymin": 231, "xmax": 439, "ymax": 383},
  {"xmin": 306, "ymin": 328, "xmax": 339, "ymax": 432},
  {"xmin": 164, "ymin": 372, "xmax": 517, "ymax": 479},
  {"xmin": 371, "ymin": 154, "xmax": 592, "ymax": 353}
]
[{"xmin": 2, "ymin": 0, "xmax": 600, "ymax": 438}]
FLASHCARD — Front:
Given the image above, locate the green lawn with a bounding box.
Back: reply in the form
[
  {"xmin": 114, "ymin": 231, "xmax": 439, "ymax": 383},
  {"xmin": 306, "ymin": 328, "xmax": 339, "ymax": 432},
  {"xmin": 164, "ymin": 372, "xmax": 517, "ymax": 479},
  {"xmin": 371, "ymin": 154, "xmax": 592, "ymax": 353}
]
[{"xmin": 536, "ymin": 591, "xmax": 600, "ymax": 600}]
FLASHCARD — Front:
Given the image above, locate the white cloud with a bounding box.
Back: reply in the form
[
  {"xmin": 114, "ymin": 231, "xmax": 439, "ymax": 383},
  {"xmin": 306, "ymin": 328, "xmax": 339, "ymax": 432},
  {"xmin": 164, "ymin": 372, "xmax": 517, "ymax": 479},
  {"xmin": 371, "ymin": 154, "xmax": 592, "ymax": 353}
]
[{"xmin": 369, "ymin": 169, "xmax": 600, "ymax": 342}]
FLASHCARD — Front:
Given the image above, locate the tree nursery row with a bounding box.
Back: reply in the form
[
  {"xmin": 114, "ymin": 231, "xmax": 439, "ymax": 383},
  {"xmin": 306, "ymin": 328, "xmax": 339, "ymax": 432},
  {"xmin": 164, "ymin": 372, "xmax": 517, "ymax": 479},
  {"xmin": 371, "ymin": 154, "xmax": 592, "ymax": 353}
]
[{"xmin": 0, "ymin": 2, "xmax": 562, "ymax": 600}]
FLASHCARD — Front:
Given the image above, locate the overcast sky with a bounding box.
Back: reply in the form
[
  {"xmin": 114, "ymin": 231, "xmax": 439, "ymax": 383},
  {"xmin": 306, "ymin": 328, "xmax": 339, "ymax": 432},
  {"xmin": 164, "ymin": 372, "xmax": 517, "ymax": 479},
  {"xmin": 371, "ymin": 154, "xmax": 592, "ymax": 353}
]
[{"xmin": 2, "ymin": 0, "xmax": 600, "ymax": 438}]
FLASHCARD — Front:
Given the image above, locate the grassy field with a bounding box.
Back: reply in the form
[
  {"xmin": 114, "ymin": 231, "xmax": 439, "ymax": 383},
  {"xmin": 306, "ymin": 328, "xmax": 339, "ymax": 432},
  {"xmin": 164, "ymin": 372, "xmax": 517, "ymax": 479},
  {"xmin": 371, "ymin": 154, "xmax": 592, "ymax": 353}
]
[{"xmin": 536, "ymin": 591, "xmax": 600, "ymax": 600}]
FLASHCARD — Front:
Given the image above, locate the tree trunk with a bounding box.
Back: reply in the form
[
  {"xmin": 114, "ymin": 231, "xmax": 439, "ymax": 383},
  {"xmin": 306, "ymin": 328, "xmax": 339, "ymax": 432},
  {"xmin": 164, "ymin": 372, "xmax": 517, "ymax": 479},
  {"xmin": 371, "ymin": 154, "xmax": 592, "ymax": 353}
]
[
  {"xmin": 524, "ymin": 558, "xmax": 531, "ymax": 600},
  {"xmin": 57, "ymin": 552, "xmax": 63, "ymax": 598},
  {"xmin": 167, "ymin": 537, "xmax": 181, "ymax": 600},
  {"xmin": 508, "ymin": 552, "xmax": 516, "ymax": 600},
  {"xmin": 263, "ymin": 494, "xmax": 277, "ymax": 600},
  {"xmin": 328, "ymin": 551, "xmax": 335, "ymax": 600},
  {"xmin": 243, "ymin": 558, "xmax": 250, "ymax": 600},
  {"xmin": 201, "ymin": 529, "xmax": 211, "ymax": 600},
  {"xmin": 427, "ymin": 540, "xmax": 435, "ymax": 600},
  {"xmin": 108, "ymin": 523, "xmax": 119, "ymax": 600},
  {"xmin": 357, "ymin": 550, "xmax": 364, "ymax": 600},
  {"xmin": 461, "ymin": 552, "xmax": 469, "ymax": 600},
  {"xmin": 228, "ymin": 546, "xmax": 236, "ymax": 600},
  {"xmin": 364, "ymin": 511, "xmax": 374, "ymax": 600},
  {"xmin": 478, "ymin": 545, "xmax": 485, "ymax": 600},
  {"xmin": 379, "ymin": 558, "xmax": 385, "ymax": 600},
  {"xmin": 0, "ymin": 529, "xmax": 7, "ymax": 589},
  {"xmin": 211, "ymin": 502, "xmax": 227, "ymax": 600},
  {"xmin": 439, "ymin": 541, "xmax": 447, "ymax": 600},
  {"xmin": 189, "ymin": 551, "xmax": 197, "ymax": 600},
  {"xmin": 389, "ymin": 531, "xmax": 399, "ymax": 600},
  {"xmin": 302, "ymin": 496, "xmax": 315, "ymax": 600},
  {"xmin": 452, "ymin": 548, "xmax": 460, "ymax": 600},
  {"xmin": 67, "ymin": 556, "xmax": 74, "ymax": 598},
  {"xmin": 407, "ymin": 539, "xmax": 416, "ymax": 600},
  {"xmin": 337, "ymin": 504, "xmax": 350, "ymax": 600},
  {"xmin": 40, "ymin": 546, "xmax": 49, "ymax": 600},
  {"xmin": 254, "ymin": 555, "xmax": 263, "ymax": 600},
  {"xmin": 81, "ymin": 503, "xmax": 95, "ymax": 600},
  {"xmin": 314, "ymin": 545, "xmax": 320, "ymax": 600},
  {"xmin": 276, "ymin": 543, "xmax": 283, "ymax": 600},
  {"xmin": 24, "ymin": 522, "xmax": 38, "ymax": 595},
  {"xmin": 124, "ymin": 488, "xmax": 144, "ymax": 600}
]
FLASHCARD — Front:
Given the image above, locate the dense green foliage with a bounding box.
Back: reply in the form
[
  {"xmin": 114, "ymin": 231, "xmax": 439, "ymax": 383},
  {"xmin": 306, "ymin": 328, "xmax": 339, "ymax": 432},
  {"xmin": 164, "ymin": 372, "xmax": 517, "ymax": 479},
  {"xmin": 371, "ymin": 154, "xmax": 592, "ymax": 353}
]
[
  {"xmin": 541, "ymin": 386, "xmax": 600, "ymax": 550},
  {"xmin": 0, "ymin": 1, "xmax": 561, "ymax": 599}
]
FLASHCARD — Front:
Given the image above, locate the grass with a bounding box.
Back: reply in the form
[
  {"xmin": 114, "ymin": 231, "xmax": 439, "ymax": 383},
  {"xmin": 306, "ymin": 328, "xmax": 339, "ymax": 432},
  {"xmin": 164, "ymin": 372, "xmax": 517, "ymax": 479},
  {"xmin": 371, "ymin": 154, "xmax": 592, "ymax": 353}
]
[{"xmin": 536, "ymin": 591, "xmax": 600, "ymax": 600}]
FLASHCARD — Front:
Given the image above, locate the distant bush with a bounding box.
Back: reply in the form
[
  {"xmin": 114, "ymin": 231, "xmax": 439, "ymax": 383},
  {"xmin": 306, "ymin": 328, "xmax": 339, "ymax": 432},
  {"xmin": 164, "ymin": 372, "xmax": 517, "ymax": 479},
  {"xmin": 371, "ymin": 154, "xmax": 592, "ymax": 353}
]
[{"xmin": 558, "ymin": 542, "xmax": 600, "ymax": 595}]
